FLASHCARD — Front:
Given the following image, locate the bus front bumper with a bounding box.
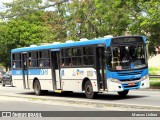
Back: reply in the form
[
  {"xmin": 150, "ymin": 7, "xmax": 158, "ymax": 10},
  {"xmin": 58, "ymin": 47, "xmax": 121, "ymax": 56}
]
[{"xmin": 107, "ymin": 76, "xmax": 150, "ymax": 92}]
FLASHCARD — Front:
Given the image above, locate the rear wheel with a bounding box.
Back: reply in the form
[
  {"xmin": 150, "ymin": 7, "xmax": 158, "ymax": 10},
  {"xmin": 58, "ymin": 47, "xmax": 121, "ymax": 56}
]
[
  {"xmin": 34, "ymin": 80, "xmax": 42, "ymax": 95},
  {"xmin": 84, "ymin": 80, "xmax": 97, "ymax": 99},
  {"xmin": 118, "ymin": 90, "xmax": 129, "ymax": 97}
]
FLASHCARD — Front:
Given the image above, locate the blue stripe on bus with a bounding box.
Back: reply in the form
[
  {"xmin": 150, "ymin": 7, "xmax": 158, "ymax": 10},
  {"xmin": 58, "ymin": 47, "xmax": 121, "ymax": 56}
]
[{"xmin": 12, "ymin": 69, "xmax": 49, "ymax": 75}]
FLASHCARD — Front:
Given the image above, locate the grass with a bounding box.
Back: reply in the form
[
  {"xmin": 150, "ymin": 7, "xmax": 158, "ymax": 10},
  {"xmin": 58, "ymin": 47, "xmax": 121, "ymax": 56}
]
[
  {"xmin": 28, "ymin": 97, "xmax": 46, "ymax": 101},
  {"xmin": 149, "ymin": 67, "xmax": 160, "ymax": 88},
  {"xmin": 149, "ymin": 76, "xmax": 160, "ymax": 87},
  {"xmin": 150, "ymin": 78, "xmax": 160, "ymax": 81},
  {"xmin": 150, "ymin": 81, "xmax": 160, "ymax": 87},
  {"xmin": 149, "ymin": 67, "xmax": 160, "ymax": 75}
]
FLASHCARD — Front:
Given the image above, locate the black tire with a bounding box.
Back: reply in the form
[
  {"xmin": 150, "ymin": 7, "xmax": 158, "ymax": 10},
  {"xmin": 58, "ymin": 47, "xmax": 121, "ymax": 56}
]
[
  {"xmin": 34, "ymin": 80, "xmax": 42, "ymax": 95},
  {"xmin": 84, "ymin": 80, "xmax": 96, "ymax": 99},
  {"xmin": 42, "ymin": 90, "xmax": 48, "ymax": 95},
  {"xmin": 118, "ymin": 90, "xmax": 129, "ymax": 97}
]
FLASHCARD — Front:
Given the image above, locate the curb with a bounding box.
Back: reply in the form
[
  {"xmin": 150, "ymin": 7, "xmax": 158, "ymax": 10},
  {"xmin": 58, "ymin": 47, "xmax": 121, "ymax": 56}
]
[{"xmin": 0, "ymin": 94, "xmax": 160, "ymax": 111}]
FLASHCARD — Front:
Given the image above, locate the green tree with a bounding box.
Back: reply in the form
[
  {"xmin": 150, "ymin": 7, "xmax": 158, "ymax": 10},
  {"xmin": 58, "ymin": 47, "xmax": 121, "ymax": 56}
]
[{"xmin": 0, "ymin": 0, "xmax": 160, "ymax": 68}]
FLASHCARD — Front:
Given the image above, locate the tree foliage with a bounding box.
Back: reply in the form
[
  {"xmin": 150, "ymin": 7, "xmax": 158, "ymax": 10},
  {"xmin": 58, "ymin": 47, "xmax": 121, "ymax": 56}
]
[{"xmin": 0, "ymin": 0, "xmax": 160, "ymax": 68}]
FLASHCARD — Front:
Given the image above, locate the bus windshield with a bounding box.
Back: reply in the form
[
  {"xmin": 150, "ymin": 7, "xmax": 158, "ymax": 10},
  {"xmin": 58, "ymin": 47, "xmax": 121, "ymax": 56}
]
[{"xmin": 106, "ymin": 44, "xmax": 147, "ymax": 70}]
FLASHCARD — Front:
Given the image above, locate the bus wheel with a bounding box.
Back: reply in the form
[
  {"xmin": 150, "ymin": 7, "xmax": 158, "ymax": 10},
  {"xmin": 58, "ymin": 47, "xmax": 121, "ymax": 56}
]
[
  {"xmin": 118, "ymin": 90, "xmax": 129, "ymax": 97},
  {"xmin": 34, "ymin": 80, "xmax": 42, "ymax": 95},
  {"xmin": 84, "ymin": 80, "xmax": 96, "ymax": 99}
]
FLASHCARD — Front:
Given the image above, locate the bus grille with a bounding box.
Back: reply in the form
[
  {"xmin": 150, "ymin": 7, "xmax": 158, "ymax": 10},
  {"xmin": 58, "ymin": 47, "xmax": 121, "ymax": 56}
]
[
  {"xmin": 117, "ymin": 70, "xmax": 143, "ymax": 76},
  {"xmin": 122, "ymin": 82, "xmax": 140, "ymax": 88},
  {"xmin": 120, "ymin": 78, "xmax": 140, "ymax": 82}
]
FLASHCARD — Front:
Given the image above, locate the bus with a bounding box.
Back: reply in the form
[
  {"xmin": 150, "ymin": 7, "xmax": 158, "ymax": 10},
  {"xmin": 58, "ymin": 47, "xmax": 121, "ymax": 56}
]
[{"xmin": 11, "ymin": 35, "xmax": 149, "ymax": 99}]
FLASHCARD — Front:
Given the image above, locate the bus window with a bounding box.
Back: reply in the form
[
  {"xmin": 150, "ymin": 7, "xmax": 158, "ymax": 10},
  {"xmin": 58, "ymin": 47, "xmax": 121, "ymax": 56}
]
[
  {"xmin": 39, "ymin": 50, "xmax": 50, "ymax": 67},
  {"xmin": 83, "ymin": 47, "xmax": 94, "ymax": 55},
  {"xmin": 72, "ymin": 48, "xmax": 82, "ymax": 66},
  {"xmin": 72, "ymin": 57, "xmax": 82, "ymax": 66},
  {"xmin": 61, "ymin": 49, "xmax": 72, "ymax": 67},
  {"xmin": 62, "ymin": 48, "xmax": 72, "ymax": 57},
  {"xmin": 83, "ymin": 47, "xmax": 94, "ymax": 66},
  {"xmin": 12, "ymin": 53, "xmax": 21, "ymax": 69},
  {"xmin": 28, "ymin": 52, "xmax": 38, "ymax": 68},
  {"xmin": 83, "ymin": 56, "xmax": 94, "ymax": 65},
  {"xmin": 108, "ymin": 44, "xmax": 147, "ymax": 70},
  {"xmin": 62, "ymin": 58, "xmax": 71, "ymax": 67}
]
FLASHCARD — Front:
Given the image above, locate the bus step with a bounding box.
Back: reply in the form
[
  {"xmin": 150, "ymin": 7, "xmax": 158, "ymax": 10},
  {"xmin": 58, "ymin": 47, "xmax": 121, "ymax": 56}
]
[
  {"xmin": 99, "ymin": 89, "xmax": 107, "ymax": 91},
  {"xmin": 55, "ymin": 90, "xmax": 62, "ymax": 93}
]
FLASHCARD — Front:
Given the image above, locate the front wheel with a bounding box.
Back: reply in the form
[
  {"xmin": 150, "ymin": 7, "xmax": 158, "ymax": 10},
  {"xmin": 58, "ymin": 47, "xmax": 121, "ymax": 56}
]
[
  {"xmin": 34, "ymin": 80, "xmax": 42, "ymax": 95},
  {"xmin": 84, "ymin": 80, "xmax": 97, "ymax": 99},
  {"xmin": 118, "ymin": 90, "xmax": 129, "ymax": 97}
]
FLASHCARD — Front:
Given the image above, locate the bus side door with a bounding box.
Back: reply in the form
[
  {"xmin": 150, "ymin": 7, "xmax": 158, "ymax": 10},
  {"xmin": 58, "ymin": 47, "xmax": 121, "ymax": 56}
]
[
  {"xmin": 22, "ymin": 52, "xmax": 29, "ymax": 89},
  {"xmin": 96, "ymin": 46, "xmax": 106, "ymax": 91},
  {"xmin": 51, "ymin": 50, "xmax": 61, "ymax": 90}
]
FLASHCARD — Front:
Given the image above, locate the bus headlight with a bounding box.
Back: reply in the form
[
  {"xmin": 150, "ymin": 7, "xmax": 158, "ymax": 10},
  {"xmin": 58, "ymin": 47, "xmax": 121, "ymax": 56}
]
[
  {"xmin": 141, "ymin": 75, "xmax": 148, "ymax": 81},
  {"xmin": 111, "ymin": 78, "xmax": 120, "ymax": 83}
]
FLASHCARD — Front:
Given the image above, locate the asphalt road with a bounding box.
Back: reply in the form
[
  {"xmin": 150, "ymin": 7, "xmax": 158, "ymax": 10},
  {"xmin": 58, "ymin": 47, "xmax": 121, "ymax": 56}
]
[
  {"xmin": 0, "ymin": 84, "xmax": 160, "ymax": 119},
  {"xmin": 0, "ymin": 96, "xmax": 101, "ymax": 111},
  {"xmin": 0, "ymin": 84, "xmax": 160, "ymax": 111}
]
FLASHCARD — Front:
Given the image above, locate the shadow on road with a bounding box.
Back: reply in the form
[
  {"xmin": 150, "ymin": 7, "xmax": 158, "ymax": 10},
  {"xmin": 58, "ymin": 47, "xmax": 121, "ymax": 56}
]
[
  {"xmin": 17, "ymin": 91, "xmax": 148, "ymax": 101},
  {"xmin": 1, "ymin": 86, "xmax": 16, "ymax": 87}
]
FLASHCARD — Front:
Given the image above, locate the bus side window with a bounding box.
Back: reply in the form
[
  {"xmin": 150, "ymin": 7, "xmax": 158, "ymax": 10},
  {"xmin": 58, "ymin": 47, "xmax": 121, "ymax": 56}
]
[
  {"xmin": 66, "ymin": 58, "xmax": 71, "ymax": 66},
  {"xmin": 13, "ymin": 62, "xmax": 16, "ymax": 69},
  {"xmin": 39, "ymin": 61, "xmax": 44, "ymax": 67},
  {"xmin": 12, "ymin": 53, "xmax": 21, "ymax": 69},
  {"xmin": 44, "ymin": 59, "xmax": 50, "ymax": 67},
  {"xmin": 29, "ymin": 57, "xmax": 32, "ymax": 67},
  {"xmin": 61, "ymin": 49, "xmax": 71, "ymax": 67},
  {"xmin": 83, "ymin": 46, "xmax": 94, "ymax": 66},
  {"xmin": 39, "ymin": 50, "xmax": 50, "ymax": 68}
]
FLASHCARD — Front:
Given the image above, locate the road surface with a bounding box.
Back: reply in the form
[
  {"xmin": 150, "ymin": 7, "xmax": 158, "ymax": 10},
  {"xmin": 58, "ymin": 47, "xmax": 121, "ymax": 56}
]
[
  {"xmin": 0, "ymin": 84, "xmax": 160, "ymax": 111},
  {"xmin": 0, "ymin": 85, "xmax": 160, "ymax": 119}
]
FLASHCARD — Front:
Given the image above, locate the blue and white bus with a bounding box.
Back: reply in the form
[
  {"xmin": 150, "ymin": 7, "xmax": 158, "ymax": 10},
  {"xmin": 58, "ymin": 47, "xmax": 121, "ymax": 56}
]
[{"xmin": 11, "ymin": 35, "xmax": 149, "ymax": 98}]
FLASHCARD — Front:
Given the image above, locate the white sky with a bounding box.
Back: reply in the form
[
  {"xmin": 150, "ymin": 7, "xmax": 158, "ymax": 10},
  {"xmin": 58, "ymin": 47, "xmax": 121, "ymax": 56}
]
[
  {"xmin": 0, "ymin": 0, "xmax": 13, "ymax": 11},
  {"xmin": 0, "ymin": 0, "xmax": 52, "ymax": 12},
  {"xmin": 0, "ymin": 0, "xmax": 12, "ymax": 3}
]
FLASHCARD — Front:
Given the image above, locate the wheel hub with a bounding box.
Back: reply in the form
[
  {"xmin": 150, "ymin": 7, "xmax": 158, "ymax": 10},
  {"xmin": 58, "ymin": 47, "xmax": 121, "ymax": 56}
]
[{"xmin": 86, "ymin": 85, "xmax": 92, "ymax": 95}]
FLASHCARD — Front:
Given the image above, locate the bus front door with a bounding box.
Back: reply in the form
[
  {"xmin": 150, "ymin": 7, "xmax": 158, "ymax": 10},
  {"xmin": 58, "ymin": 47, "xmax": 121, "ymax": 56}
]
[
  {"xmin": 51, "ymin": 50, "xmax": 61, "ymax": 90},
  {"xmin": 96, "ymin": 47, "xmax": 106, "ymax": 91},
  {"xmin": 22, "ymin": 53, "xmax": 29, "ymax": 89}
]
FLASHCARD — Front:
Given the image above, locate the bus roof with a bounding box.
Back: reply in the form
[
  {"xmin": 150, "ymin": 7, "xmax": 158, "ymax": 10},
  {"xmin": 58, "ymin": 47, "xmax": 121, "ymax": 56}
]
[
  {"xmin": 11, "ymin": 38, "xmax": 110, "ymax": 53},
  {"xmin": 11, "ymin": 35, "xmax": 146, "ymax": 53}
]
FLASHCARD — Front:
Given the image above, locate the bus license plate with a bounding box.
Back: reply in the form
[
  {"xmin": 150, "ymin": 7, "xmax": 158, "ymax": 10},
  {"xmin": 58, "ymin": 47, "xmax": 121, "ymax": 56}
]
[{"xmin": 128, "ymin": 82, "xmax": 135, "ymax": 86}]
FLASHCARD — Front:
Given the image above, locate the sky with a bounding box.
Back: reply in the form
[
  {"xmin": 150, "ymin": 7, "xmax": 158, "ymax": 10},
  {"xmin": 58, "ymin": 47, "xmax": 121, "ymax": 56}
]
[
  {"xmin": 0, "ymin": 0, "xmax": 53, "ymax": 12},
  {"xmin": 0, "ymin": 0, "xmax": 13, "ymax": 12}
]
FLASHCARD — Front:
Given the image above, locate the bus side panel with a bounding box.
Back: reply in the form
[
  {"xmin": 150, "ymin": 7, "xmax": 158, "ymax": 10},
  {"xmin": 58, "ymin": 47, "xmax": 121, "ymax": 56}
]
[
  {"xmin": 12, "ymin": 70, "xmax": 24, "ymax": 88},
  {"xmin": 61, "ymin": 68, "xmax": 98, "ymax": 92},
  {"xmin": 28, "ymin": 69, "xmax": 53, "ymax": 91}
]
